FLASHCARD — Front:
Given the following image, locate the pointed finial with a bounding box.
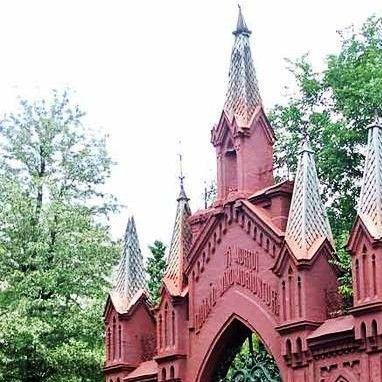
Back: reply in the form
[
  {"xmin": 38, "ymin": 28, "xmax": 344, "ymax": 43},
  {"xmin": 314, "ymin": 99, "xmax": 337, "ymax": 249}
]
[
  {"xmin": 177, "ymin": 145, "xmax": 189, "ymax": 202},
  {"xmin": 299, "ymin": 132, "xmax": 313, "ymax": 154},
  {"xmin": 234, "ymin": 4, "xmax": 251, "ymax": 36},
  {"xmin": 178, "ymin": 152, "xmax": 184, "ymax": 185},
  {"xmin": 368, "ymin": 112, "xmax": 382, "ymax": 129}
]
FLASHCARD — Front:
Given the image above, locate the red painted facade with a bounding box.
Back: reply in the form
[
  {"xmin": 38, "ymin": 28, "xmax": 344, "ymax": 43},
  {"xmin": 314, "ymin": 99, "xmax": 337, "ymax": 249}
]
[{"xmin": 104, "ymin": 9, "xmax": 382, "ymax": 382}]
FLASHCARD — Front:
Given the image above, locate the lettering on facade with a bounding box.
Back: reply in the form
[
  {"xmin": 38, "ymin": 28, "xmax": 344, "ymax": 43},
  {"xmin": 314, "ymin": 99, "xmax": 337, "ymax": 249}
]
[{"xmin": 194, "ymin": 247, "xmax": 279, "ymax": 332}]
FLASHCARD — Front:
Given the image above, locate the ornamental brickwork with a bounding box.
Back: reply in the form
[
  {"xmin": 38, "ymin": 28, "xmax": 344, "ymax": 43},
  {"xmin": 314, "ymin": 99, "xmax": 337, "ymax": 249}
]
[{"xmin": 103, "ymin": 7, "xmax": 382, "ymax": 382}]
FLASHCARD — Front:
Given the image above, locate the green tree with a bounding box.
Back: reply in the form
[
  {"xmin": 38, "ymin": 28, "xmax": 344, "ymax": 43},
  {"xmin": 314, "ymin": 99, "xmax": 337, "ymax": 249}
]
[
  {"xmin": 271, "ymin": 15, "xmax": 382, "ymax": 297},
  {"xmin": 0, "ymin": 90, "xmax": 120, "ymax": 381},
  {"xmin": 146, "ymin": 240, "xmax": 167, "ymax": 305}
]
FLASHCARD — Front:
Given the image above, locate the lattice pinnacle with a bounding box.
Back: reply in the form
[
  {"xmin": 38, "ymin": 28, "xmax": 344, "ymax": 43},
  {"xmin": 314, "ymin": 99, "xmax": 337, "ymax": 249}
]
[
  {"xmin": 224, "ymin": 5, "xmax": 261, "ymax": 127},
  {"xmin": 114, "ymin": 216, "xmax": 146, "ymax": 306},
  {"xmin": 164, "ymin": 179, "xmax": 192, "ymax": 295},
  {"xmin": 285, "ymin": 139, "xmax": 333, "ymax": 259},
  {"xmin": 358, "ymin": 116, "xmax": 382, "ymax": 239}
]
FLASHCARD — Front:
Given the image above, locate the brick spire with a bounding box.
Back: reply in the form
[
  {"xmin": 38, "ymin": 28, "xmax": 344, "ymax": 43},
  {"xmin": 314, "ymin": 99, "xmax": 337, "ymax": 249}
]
[
  {"xmin": 285, "ymin": 139, "xmax": 333, "ymax": 259},
  {"xmin": 113, "ymin": 216, "xmax": 146, "ymax": 310},
  {"xmin": 163, "ymin": 178, "xmax": 192, "ymax": 295},
  {"xmin": 224, "ymin": 5, "xmax": 261, "ymax": 127},
  {"xmin": 357, "ymin": 116, "xmax": 382, "ymax": 239}
]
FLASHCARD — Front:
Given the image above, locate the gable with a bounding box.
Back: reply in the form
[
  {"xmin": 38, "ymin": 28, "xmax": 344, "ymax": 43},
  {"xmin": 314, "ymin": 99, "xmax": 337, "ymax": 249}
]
[
  {"xmin": 248, "ymin": 105, "xmax": 275, "ymax": 144},
  {"xmin": 273, "ymin": 239, "xmax": 339, "ymax": 277},
  {"xmin": 211, "ymin": 111, "xmax": 235, "ymax": 147},
  {"xmin": 186, "ymin": 199, "xmax": 284, "ymax": 274},
  {"xmin": 103, "ymin": 294, "xmax": 116, "ymax": 323},
  {"xmin": 187, "ymin": 209, "xmax": 283, "ymax": 333},
  {"xmin": 347, "ymin": 216, "xmax": 381, "ymax": 255}
]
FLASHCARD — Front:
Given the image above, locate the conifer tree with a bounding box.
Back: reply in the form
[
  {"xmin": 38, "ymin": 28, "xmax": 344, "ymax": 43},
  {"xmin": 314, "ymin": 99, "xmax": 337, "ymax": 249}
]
[{"xmin": 146, "ymin": 240, "xmax": 167, "ymax": 305}]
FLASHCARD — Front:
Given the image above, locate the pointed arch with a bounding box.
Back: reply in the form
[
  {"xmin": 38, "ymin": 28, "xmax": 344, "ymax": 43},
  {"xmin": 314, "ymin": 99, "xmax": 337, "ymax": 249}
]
[{"xmin": 192, "ymin": 288, "xmax": 286, "ymax": 382}]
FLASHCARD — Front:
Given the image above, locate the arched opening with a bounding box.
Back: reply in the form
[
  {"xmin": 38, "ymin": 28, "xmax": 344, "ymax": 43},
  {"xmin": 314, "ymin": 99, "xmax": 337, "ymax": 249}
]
[
  {"xmin": 164, "ymin": 303, "xmax": 169, "ymax": 347},
  {"xmin": 285, "ymin": 339, "xmax": 292, "ymax": 363},
  {"xmin": 224, "ymin": 140, "xmax": 238, "ymax": 195},
  {"xmin": 170, "ymin": 365, "xmax": 175, "ymax": 379},
  {"xmin": 118, "ymin": 325, "xmax": 122, "ymax": 359},
  {"xmin": 112, "ymin": 317, "xmax": 116, "ymax": 360},
  {"xmin": 371, "ymin": 320, "xmax": 378, "ymax": 346},
  {"xmin": 161, "ymin": 367, "xmax": 166, "ymax": 381},
  {"xmin": 171, "ymin": 310, "xmax": 176, "ymax": 346},
  {"xmin": 107, "ymin": 327, "xmax": 111, "ymax": 361},
  {"xmin": 201, "ymin": 318, "xmax": 281, "ymax": 382},
  {"xmin": 158, "ymin": 314, "xmax": 163, "ymax": 349}
]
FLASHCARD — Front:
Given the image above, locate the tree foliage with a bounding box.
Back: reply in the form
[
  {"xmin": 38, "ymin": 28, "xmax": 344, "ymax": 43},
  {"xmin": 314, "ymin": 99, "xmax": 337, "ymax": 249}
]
[
  {"xmin": 146, "ymin": 240, "xmax": 167, "ymax": 305},
  {"xmin": 271, "ymin": 16, "xmax": 382, "ymax": 296},
  {"xmin": 0, "ymin": 90, "xmax": 120, "ymax": 381}
]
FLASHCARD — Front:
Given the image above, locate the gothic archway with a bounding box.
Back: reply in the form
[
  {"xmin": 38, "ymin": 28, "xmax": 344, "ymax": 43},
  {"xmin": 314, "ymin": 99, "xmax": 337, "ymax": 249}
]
[{"xmin": 198, "ymin": 316, "xmax": 282, "ymax": 382}]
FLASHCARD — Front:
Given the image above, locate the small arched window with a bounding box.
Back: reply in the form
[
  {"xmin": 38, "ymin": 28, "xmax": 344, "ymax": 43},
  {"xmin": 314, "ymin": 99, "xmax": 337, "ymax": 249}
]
[
  {"xmin": 164, "ymin": 303, "xmax": 169, "ymax": 347},
  {"xmin": 118, "ymin": 325, "xmax": 122, "ymax": 359},
  {"xmin": 355, "ymin": 259, "xmax": 360, "ymax": 300},
  {"xmin": 296, "ymin": 337, "xmax": 303, "ymax": 355},
  {"xmin": 170, "ymin": 365, "xmax": 175, "ymax": 379},
  {"xmin": 112, "ymin": 317, "xmax": 116, "ymax": 360},
  {"xmin": 107, "ymin": 327, "xmax": 111, "ymax": 361},
  {"xmin": 162, "ymin": 367, "xmax": 167, "ymax": 381},
  {"xmin": 361, "ymin": 321, "xmax": 367, "ymax": 342},
  {"xmin": 171, "ymin": 310, "xmax": 176, "ymax": 346},
  {"xmin": 158, "ymin": 314, "xmax": 163, "ymax": 349},
  {"xmin": 372, "ymin": 320, "xmax": 378, "ymax": 340},
  {"xmin": 285, "ymin": 339, "xmax": 292, "ymax": 359}
]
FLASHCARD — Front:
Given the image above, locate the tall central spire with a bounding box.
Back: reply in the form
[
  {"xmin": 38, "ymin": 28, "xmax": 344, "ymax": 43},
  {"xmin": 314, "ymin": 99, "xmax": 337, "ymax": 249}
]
[{"xmin": 224, "ymin": 5, "xmax": 261, "ymax": 126}]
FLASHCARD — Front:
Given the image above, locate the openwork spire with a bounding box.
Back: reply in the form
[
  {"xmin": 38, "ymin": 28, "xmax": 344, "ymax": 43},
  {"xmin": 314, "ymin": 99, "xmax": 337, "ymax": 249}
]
[
  {"xmin": 224, "ymin": 5, "xmax": 261, "ymax": 127},
  {"xmin": 358, "ymin": 116, "xmax": 382, "ymax": 239},
  {"xmin": 285, "ymin": 139, "xmax": 333, "ymax": 259},
  {"xmin": 114, "ymin": 216, "xmax": 146, "ymax": 306},
  {"xmin": 164, "ymin": 177, "xmax": 192, "ymax": 295}
]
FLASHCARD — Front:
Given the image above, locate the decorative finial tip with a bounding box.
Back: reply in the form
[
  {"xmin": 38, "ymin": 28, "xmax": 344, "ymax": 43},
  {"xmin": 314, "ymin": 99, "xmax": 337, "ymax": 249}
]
[
  {"xmin": 176, "ymin": 148, "xmax": 189, "ymax": 202},
  {"xmin": 299, "ymin": 135, "xmax": 313, "ymax": 154},
  {"xmin": 234, "ymin": 4, "xmax": 251, "ymax": 36},
  {"xmin": 369, "ymin": 112, "xmax": 382, "ymax": 129}
]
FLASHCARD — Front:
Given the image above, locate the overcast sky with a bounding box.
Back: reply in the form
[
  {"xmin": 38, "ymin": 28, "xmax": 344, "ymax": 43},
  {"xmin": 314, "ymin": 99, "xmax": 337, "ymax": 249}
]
[{"xmin": 0, "ymin": 0, "xmax": 381, "ymax": 259}]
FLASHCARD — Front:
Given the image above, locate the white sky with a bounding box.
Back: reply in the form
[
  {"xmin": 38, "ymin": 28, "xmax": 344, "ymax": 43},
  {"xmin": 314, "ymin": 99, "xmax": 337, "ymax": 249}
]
[{"xmin": 0, "ymin": 0, "xmax": 381, "ymax": 259}]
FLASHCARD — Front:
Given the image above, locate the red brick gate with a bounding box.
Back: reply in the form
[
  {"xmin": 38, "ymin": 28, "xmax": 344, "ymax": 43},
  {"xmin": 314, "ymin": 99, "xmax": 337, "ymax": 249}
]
[{"xmin": 104, "ymin": 7, "xmax": 382, "ymax": 382}]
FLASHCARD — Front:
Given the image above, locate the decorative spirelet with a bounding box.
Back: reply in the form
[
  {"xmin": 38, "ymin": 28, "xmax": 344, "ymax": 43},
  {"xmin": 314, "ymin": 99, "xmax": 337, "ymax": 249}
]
[
  {"xmin": 285, "ymin": 138, "xmax": 333, "ymax": 258},
  {"xmin": 358, "ymin": 116, "xmax": 382, "ymax": 239}
]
